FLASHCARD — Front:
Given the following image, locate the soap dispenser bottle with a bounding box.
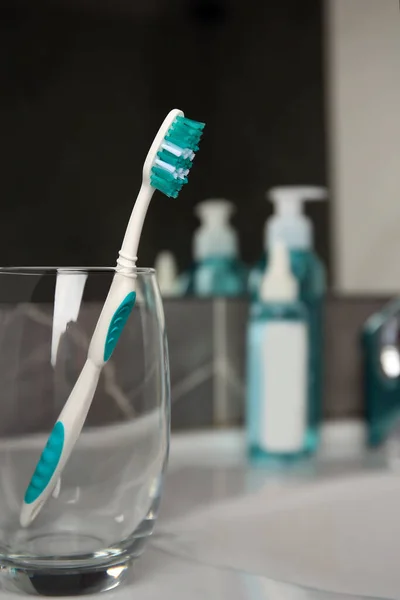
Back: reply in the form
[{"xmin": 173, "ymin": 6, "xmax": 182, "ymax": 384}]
[
  {"xmin": 184, "ymin": 199, "xmax": 247, "ymax": 297},
  {"xmin": 249, "ymin": 186, "xmax": 327, "ymax": 452},
  {"xmin": 247, "ymin": 241, "xmax": 309, "ymax": 459}
]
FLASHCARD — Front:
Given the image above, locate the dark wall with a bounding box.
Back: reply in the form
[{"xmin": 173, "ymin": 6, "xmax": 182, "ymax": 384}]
[{"xmin": 0, "ymin": 0, "xmax": 328, "ymax": 274}]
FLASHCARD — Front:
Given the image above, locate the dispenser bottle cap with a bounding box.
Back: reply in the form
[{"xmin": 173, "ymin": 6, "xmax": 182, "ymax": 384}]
[
  {"xmin": 193, "ymin": 199, "xmax": 238, "ymax": 261},
  {"xmin": 260, "ymin": 241, "xmax": 297, "ymax": 302},
  {"xmin": 154, "ymin": 251, "xmax": 178, "ymax": 296},
  {"xmin": 265, "ymin": 186, "xmax": 327, "ymax": 250}
]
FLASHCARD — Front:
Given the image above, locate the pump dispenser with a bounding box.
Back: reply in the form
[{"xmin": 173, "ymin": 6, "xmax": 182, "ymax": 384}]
[
  {"xmin": 185, "ymin": 199, "xmax": 247, "ymax": 297},
  {"xmin": 249, "ymin": 185, "xmax": 327, "ymax": 454},
  {"xmin": 265, "ymin": 186, "xmax": 327, "ymax": 251},
  {"xmin": 246, "ymin": 241, "xmax": 309, "ymax": 457},
  {"xmin": 260, "ymin": 241, "xmax": 297, "ymax": 302},
  {"xmin": 194, "ymin": 200, "xmax": 238, "ymax": 261}
]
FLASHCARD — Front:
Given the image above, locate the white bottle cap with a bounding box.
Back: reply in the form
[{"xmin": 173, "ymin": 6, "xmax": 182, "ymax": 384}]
[
  {"xmin": 260, "ymin": 241, "xmax": 297, "ymax": 302},
  {"xmin": 154, "ymin": 251, "xmax": 178, "ymax": 296},
  {"xmin": 193, "ymin": 199, "xmax": 238, "ymax": 261},
  {"xmin": 265, "ymin": 186, "xmax": 327, "ymax": 250}
]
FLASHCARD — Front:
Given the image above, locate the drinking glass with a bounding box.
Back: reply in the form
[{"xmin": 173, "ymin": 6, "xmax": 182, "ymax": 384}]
[{"xmin": 0, "ymin": 267, "xmax": 170, "ymax": 595}]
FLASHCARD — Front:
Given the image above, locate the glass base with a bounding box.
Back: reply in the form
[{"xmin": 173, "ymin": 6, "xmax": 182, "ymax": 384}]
[
  {"xmin": 0, "ymin": 535, "xmax": 148, "ymax": 595},
  {"xmin": 248, "ymin": 441, "xmax": 315, "ymax": 466},
  {"xmin": 247, "ymin": 427, "xmax": 320, "ymax": 466}
]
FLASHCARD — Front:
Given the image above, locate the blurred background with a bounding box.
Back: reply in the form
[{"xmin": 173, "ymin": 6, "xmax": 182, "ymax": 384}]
[
  {"xmin": 2, "ymin": 0, "xmax": 400, "ymax": 433},
  {"xmin": 0, "ymin": 0, "xmax": 328, "ymax": 272},
  {"xmin": 3, "ymin": 5, "xmax": 400, "ymax": 595},
  {"xmin": 3, "ymin": 0, "xmax": 400, "ymax": 290}
]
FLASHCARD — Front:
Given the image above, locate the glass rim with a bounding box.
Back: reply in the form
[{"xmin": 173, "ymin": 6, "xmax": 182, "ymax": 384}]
[{"xmin": 0, "ymin": 266, "xmax": 156, "ymax": 276}]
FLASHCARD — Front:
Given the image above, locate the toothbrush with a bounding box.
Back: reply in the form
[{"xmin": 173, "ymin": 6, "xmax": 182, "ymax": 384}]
[{"xmin": 20, "ymin": 109, "xmax": 205, "ymax": 527}]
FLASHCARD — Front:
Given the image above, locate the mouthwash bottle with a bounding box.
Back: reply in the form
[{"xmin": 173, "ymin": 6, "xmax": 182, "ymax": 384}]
[
  {"xmin": 249, "ymin": 186, "xmax": 327, "ymax": 453},
  {"xmin": 183, "ymin": 199, "xmax": 247, "ymax": 297}
]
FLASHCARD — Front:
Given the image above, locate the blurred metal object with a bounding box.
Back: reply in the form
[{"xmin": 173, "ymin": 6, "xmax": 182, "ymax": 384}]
[
  {"xmin": 379, "ymin": 312, "xmax": 400, "ymax": 379},
  {"xmin": 362, "ymin": 298, "xmax": 400, "ymax": 446}
]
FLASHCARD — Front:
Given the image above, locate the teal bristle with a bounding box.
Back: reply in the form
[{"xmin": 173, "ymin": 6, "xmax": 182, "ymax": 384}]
[
  {"xmin": 156, "ymin": 149, "xmax": 192, "ymax": 171},
  {"xmin": 150, "ymin": 115, "xmax": 205, "ymax": 198}
]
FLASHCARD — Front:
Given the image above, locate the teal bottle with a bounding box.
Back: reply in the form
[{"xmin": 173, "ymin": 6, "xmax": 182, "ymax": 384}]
[
  {"xmin": 192, "ymin": 256, "xmax": 247, "ymax": 297},
  {"xmin": 183, "ymin": 199, "xmax": 247, "ymax": 297},
  {"xmin": 249, "ymin": 186, "xmax": 327, "ymax": 454}
]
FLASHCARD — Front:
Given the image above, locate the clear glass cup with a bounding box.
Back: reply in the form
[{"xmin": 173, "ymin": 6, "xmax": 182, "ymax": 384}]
[{"xmin": 0, "ymin": 267, "xmax": 170, "ymax": 595}]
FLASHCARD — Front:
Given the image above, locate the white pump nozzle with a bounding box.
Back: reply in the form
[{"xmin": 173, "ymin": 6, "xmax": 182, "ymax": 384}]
[
  {"xmin": 194, "ymin": 199, "xmax": 238, "ymax": 261},
  {"xmin": 195, "ymin": 199, "xmax": 234, "ymax": 224},
  {"xmin": 260, "ymin": 240, "xmax": 297, "ymax": 302},
  {"xmin": 265, "ymin": 186, "xmax": 327, "ymax": 250}
]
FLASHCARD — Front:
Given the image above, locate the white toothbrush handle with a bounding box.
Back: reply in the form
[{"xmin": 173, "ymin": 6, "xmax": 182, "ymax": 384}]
[
  {"xmin": 20, "ymin": 272, "xmax": 137, "ymax": 527},
  {"xmin": 20, "ymin": 111, "xmax": 179, "ymax": 527},
  {"xmin": 87, "ymin": 272, "xmax": 137, "ymax": 366},
  {"xmin": 20, "ymin": 360, "xmax": 101, "ymax": 527},
  {"xmin": 118, "ymin": 183, "xmax": 154, "ymax": 264}
]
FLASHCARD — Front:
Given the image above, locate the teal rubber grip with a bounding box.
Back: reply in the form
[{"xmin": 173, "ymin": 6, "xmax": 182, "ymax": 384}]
[
  {"xmin": 24, "ymin": 421, "xmax": 65, "ymax": 504},
  {"xmin": 103, "ymin": 292, "xmax": 136, "ymax": 362}
]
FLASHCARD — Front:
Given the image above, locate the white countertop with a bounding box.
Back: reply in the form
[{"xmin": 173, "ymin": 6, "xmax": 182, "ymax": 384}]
[
  {"xmin": 108, "ymin": 424, "xmax": 390, "ymax": 600},
  {"xmin": 2, "ymin": 424, "xmax": 392, "ymax": 600}
]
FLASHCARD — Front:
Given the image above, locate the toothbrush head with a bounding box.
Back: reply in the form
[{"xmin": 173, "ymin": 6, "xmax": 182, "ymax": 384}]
[{"xmin": 143, "ymin": 109, "xmax": 205, "ymax": 198}]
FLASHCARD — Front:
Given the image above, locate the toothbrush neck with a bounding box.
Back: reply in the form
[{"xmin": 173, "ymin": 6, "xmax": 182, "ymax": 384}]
[
  {"xmin": 116, "ymin": 251, "xmax": 138, "ymax": 273},
  {"xmin": 118, "ymin": 182, "xmax": 155, "ymax": 270}
]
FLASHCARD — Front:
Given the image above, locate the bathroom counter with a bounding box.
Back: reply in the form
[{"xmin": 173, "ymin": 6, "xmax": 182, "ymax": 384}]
[
  {"xmin": 160, "ymin": 422, "xmax": 380, "ymax": 523},
  {"xmin": 1, "ymin": 426, "xmax": 388, "ymax": 599},
  {"xmin": 108, "ymin": 423, "xmax": 391, "ymax": 600}
]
